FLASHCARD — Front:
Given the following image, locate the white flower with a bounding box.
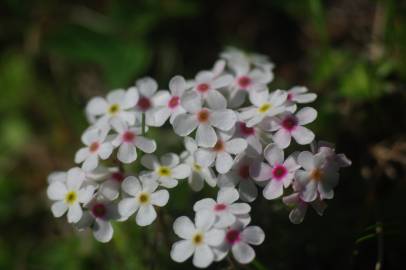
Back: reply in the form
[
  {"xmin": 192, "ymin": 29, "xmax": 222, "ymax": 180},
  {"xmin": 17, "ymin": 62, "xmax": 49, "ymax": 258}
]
[
  {"xmin": 311, "ymin": 141, "xmax": 352, "ymax": 169},
  {"xmin": 47, "ymin": 167, "xmax": 95, "ymax": 223},
  {"xmin": 213, "ymin": 221, "xmax": 265, "ymax": 264},
  {"xmin": 98, "ymin": 170, "xmax": 126, "ymax": 201},
  {"xmin": 74, "ymin": 127, "xmax": 113, "ymax": 172},
  {"xmin": 172, "ymin": 91, "xmax": 237, "ymax": 147},
  {"xmin": 218, "ymin": 155, "xmax": 260, "ymax": 202},
  {"xmin": 194, "ymin": 188, "xmax": 251, "ymax": 228},
  {"xmin": 118, "ymin": 176, "xmax": 169, "ymax": 226},
  {"xmin": 234, "ymin": 121, "xmax": 267, "ymax": 156},
  {"xmin": 170, "ymin": 210, "xmax": 225, "ymax": 268},
  {"xmin": 194, "ymin": 132, "xmax": 247, "ymax": 174},
  {"xmin": 240, "ymin": 89, "xmax": 287, "ymax": 127},
  {"xmin": 76, "ymin": 199, "xmax": 120, "ymax": 243},
  {"xmin": 295, "ymin": 151, "xmax": 339, "ymax": 202},
  {"xmin": 251, "ymin": 144, "xmax": 300, "ymax": 200},
  {"xmin": 86, "ymin": 88, "xmax": 138, "ymax": 127},
  {"xmin": 140, "ymin": 153, "xmax": 191, "ymax": 188},
  {"xmin": 134, "ymin": 77, "xmax": 171, "ymax": 127},
  {"xmin": 181, "ymin": 137, "xmax": 217, "ymax": 191},
  {"xmin": 284, "ymin": 86, "xmax": 317, "ymax": 112},
  {"xmin": 146, "ymin": 75, "xmax": 188, "ymax": 126},
  {"xmin": 192, "ymin": 71, "xmax": 232, "ymax": 109},
  {"xmin": 221, "ymin": 47, "xmax": 275, "ymax": 71},
  {"xmin": 266, "ymin": 107, "xmax": 317, "ymax": 149},
  {"xmin": 111, "ymin": 121, "xmax": 156, "ymax": 163}
]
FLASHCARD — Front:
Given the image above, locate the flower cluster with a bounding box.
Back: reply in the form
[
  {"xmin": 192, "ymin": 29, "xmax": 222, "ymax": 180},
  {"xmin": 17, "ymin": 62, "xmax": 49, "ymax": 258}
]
[{"xmin": 47, "ymin": 47, "xmax": 350, "ymax": 267}]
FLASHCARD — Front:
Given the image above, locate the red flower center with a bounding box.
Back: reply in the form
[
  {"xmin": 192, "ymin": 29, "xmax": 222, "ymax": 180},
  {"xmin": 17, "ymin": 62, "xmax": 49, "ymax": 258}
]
[
  {"xmin": 197, "ymin": 83, "xmax": 210, "ymax": 93},
  {"xmin": 92, "ymin": 203, "xmax": 107, "ymax": 218},
  {"xmin": 226, "ymin": 229, "xmax": 241, "ymax": 245},
  {"xmin": 168, "ymin": 96, "xmax": 180, "ymax": 109},
  {"xmin": 89, "ymin": 142, "xmax": 99, "ymax": 153},
  {"xmin": 123, "ymin": 131, "xmax": 136, "ymax": 143},
  {"xmin": 272, "ymin": 165, "xmax": 287, "ymax": 180},
  {"xmin": 112, "ymin": 172, "xmax": 125, "ymax": 183},
  {"xmin": 137, "ymin": 97, "xmax": 151, "ymax": 111},
  {"xmin": 214, "ymin": 203, "xmax": 227, "ymax": 211},
  {"xmin": 287, "ymin": 93, "xmax": 293, "ymax": 101},
  {"xmin": 238, "ymin": 164, "xmax": 250, "ymax": 179},
  {"xmin": 197, "ymin": 109, "xmax": 210, "ymax": 123},
  {"xmin": 238, "ymin": 76, "xmax": 251, "ymax": 89},
  {"xmin": 281, "ymin": 115, "xmax": 298, "ymax": 131},
  {"xmin": 239, "ymin": 121, "xmax": 255, "ymax": 136}
]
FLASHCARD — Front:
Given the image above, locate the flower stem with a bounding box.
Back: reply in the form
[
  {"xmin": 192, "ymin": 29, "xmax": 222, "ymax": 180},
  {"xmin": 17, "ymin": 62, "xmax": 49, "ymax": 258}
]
[{"xmin": 251, "ymin": 259, "xmax": 267, "ymax": 270}]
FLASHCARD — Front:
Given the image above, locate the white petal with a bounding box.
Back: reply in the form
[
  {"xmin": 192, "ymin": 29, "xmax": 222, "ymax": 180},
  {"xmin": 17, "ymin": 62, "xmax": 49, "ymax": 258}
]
[
  {"xmin": 78, "ymin": 185, "xmax": 95, "ymax": 203},
  {"xmin": 47, "ymin": 181, "xmax": 67, "ymax": 200},
  {"xmin": 82, "ymin": 155, "xmax": 98, "ymax": 172},
  {"xmin": 217, "ymin": 188, "xmax": 239, "ymax": 204},
  {"xmin": 173, "ymin": 114, "xmax": 198, "ymax": 136},
  {"xmin": 263, "ymin": 180, "xmax": 284, "ymax": 200},
  {"xmin": 148, "ymin": 106, "xmax": 171, "ymax": 127},
  {"xmin": 170, "ymin": 240, "xmax": 195, "ymax": 263},
  {"xmin": 67, "ymin": 203, "xmax": 83, "ymax": 223},
  {"xmin": 212, "ymin": 74, "xmax": 233, "ymax": 88},
  {"xmin": 297, "ymin": 151, "xmax": 315, "ymax": 170},
  {"xmin": 291, "ymin": 126, "xmax": 315, "ymax": 145},
  {"xmin": 205, "ymin": 229, "xmax": 225, "ymax": 246},
  {"xmin": 241, "ymin": 226, "xmax": 265, "ymax": 245},
  {"xmin": 300, "ymin": 180, "xmax": 318, "ymax": 202},
  {"xmin": 184, "ymin": 136, "xmax": 198, "ymax": 153},
  {"xmin": 134, "ymin": 137, "xmax": 156, "ymax": 153},
  {"xmin": 86, "ymin": 97, "xmax": 108, "ymax": 116},
  {"xmin": 250, "ymin": 162, "xmax": 272, "ymax": 181},
  {"xmin": 215, "ymin": 152, "xmax": 233, "ymax": 174},
  {"xmin": 273, "ymin": 128, "xmax": 292, "ymax": 149},
  {"xmin": 188, "ymin": 173, "xmax": 204, "ymax": 191},
  {"xmin": 195, "ymin": 210, "xmax": 215, "ymax": 231},
  {"xmin": 193, "ymin": 198, "xmax": 216, "ymax": 212},
  {"xmin": 293, "ymin": 93, "xmax": 317, "ymax": 103},
  {"xmin": 75, "ymin": 148, "xmax": 90, "ymax": 163},
  {"xmin": 67, "ymin": 167, "xmax": 85, "ymax": 190},
  {"xmin": 141, "ymin": 154, "xmax": 159, "ymax": 170},
  {"xmin": 172, "ymin": 164, "xmax": 191, "ymax": 179},
  {"xmin": 232, "ymin": 242, "xmax": 255, "ymax": 264},
  {"xmin": 215, "ymin": 212, "xmax": 236, "ymax": 228},
  {"xmin": 107, "ymin": 89, "xmax": 126, "ymax": 104},
  {"xmin": 93, "ymin": 219, "xmax": 113, "ymax": 243},
  {"xmin": 137, "ymin": 77, "xmax": 158, "ymax": 97},
  {"xmin": 181, "ymin": 91, "xmax": 202, "ymax": 113},
  {"xmin": 118, "ymin": 198, "xmax": 139, "ymax": 217},
  {"xmin": 210, "ymin": 110, "xmax": 237, "ymax": 131},
  {"xmin": 249, "ymin": 89, "xmax": 269, "ymax": 107},
  {"xmin": 123, "ymin": 87, "xmax": 139, "ymax": 109},
  {"xmin": 151, "ymin": 190, "xmax": 169, "ymax": 207},
  {"xmin": 239, "ymin": 180, "xmax": 258, "ymax": 202},
  {"xmin": 263, "ymin": 143, "xmax": 284, "ymax": 166},
  {"xmin": 169, "ymin": 75, "xmax": 187, "ymax": 96},
  {"xmin": 81, "ymin": 128, "xmax": 100, "ymax": 145},
  {"xmin": 229, "ymin": 203, "xmax": 251, "ymax": 215},
  {"xmin": 196, "ymin": 124, "xmax": 217, "ymax": 147},
  {"xmin": 296, "ymin": 107, "xmax": 317, "ymax": 125},
  {"xmin": 289, "ymin": 203, "xmax": 308, "ymax": 224},
  {"xmin": 193, "ymin": 245, "xmax": 214, "ymax": 268},
  {"xmin": 118, "ymin": 144, "xmax": 137, "ymax": 163},
  {"xmin": 195, "ymin": 149, "xmax": 216, "ymax": 168},
  {"xmin": 99, "ymin": 180, "xmax": 120, "ymax": 201},
  {"xmin": 136, "ymin": 204, "xmax": 157, "ymax": 226},
  {"xmin": 224, "ymin": 138, "xmax": 247, "ymax": 154},
  {"xmin": 173, "ymin": 216, "xmax": 196, "ymax": 239},
  {"xmin": 121, "ymin": 176, "xmax": 141, "ymax": 196},
  {"xmin": 98, "ymin": 143, "xmax": 113, "ymax": 159},
  {"xmin": 160, "ymin": 153, "xmax": 180, "ymax": 167},
  {"xmin": 152, "ymin": 91, "xmax": 171, "ymax": 106},
  {"xmin": 51, "ymin": 201, "xmax": 68, "ymax": 217},
  {"xmin": 206, "ymin": 90, "xmax": 227, "ymax": 110}
]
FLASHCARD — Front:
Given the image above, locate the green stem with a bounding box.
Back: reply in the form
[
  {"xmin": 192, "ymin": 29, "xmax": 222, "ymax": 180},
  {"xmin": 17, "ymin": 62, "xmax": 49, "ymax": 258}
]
[{"xmin": 251, "ymin": 259, "xmax": 267, "ymax": 270}]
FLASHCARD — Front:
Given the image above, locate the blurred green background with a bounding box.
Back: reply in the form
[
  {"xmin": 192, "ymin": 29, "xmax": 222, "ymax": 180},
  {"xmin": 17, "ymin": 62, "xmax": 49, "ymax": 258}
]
[{"xmin": 0, "ymin": 0, "xmax": 405, "ymax": 269}]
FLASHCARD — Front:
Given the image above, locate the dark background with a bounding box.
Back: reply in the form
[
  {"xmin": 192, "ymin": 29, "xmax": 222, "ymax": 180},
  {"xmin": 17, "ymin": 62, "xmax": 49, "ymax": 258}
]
[{"xmin": 0, "ymin": 0, "xmax": 405, "ymax": 269}]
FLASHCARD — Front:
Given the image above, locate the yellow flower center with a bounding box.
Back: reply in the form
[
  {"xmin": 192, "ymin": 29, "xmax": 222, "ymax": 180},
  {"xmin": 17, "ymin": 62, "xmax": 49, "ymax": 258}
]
[
  {"xmin": 157, "ymin": 166, "xmax": 172, "ymax": 177},
  {"xmin": 192, "ymin": 232, "xmax": 204, "ymax": 246},
  {"xmin": 138, "ymin": 192, "xmax": 150, "ymax": 204},
  {"xmin": 193, "ymin": 163, "xmax": 202, "ymax": 172},
  {"xmin": 310, "ymin": 168, "xmax": 323, "ymax": 181},
  {"xmin": 108, "ymin": 104, "xmax": 120, "ymax": 115},
  {"xmin": 258, "ymin": 103, "xmax": 272, "ymax": 113},
  {"xmin": 65, "ymin": 191, "xmax": 77, "ymax": 205}
]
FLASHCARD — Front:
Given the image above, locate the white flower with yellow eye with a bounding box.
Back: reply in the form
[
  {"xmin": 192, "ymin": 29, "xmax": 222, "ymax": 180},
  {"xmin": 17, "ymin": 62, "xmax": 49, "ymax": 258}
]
[
  {"xmin": 47, "ymin": 167, "xmax": 95, "ymax": 223},
  {"xmin": 140, "ymin": 153, "xmax": 191, "ymax": 188}
]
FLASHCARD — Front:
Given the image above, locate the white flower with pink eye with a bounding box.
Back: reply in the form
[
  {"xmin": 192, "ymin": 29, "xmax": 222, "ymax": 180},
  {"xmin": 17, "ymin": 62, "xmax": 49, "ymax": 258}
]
[
  {"xmin": 181, "ymin": 137, "xmax": 217, "ymax": 192},
  {"xmin": 251, "ymin": 144, "xmax": 300, "ymax": 200},
  {"xmin": 240, "ymin": 89, "xmax": 287, "ymax": 127},
  {"xmin": 118, "ymin": 176, "xmax": 169, "ymax": 226},
  {"xmin": 282, "ymin": 189, "xmax": 327, "ymax": 224},
  {"xmin": 194, "ymin": 132, "xmax": 247, "ymax": 174},
  {"xmin": 221, "ymin": 47, "xmax": 275, "ymax": 71},
  {"xmin": 98, "ymin": 170, "xmax": 126, "ymax": 201},
  {"xmin": 295, "ymin": 151, "xmax": 339, "ymax": 202},
  {"xmin": 146, "ymin": 75, "xmax": 188, "ymax": 126},
  {"xmin": 172, "ymin": 91, "xmax": 237, "ymax": 147},
  {"xmin": 311, "ymin": 141, "xmax": 352, "ymax": 169},
  {"xmin": 266, "ymin": 107, "xmax": 317, "ymax": 149},
  {"xmin": 218, "ymin": 154, "xmax": 260, "ymax": 202},
  {"xmin": 76, "ymin": 199, "xmax": 120, "ymax": 243},
  {"xmin": 111, "ymin": 121, "xmax": 156, "ymax": 164},
  {"xmin": 284, "ymin": 86, "xmax": 317, "ymax": 112},
  {"xmin": 193, "ymin": 188, "xmax": 251, "ymax": 228},
  {"xmin": 47, "ymin": 167, "xmax": 95, "ymax": 223},
  {"xmin": 213, "ymin": 221, "xmax": 265, "ymax": 264},
  {"xmin": 74, "ymin": 127, "xmax": 113, "ymax": 172},
  {"xmin": 133, "ymin": 77, "xmax": 171, "ymax": 127},
  {"xmin": 234, "ymin": 121, "xmax": 269, "ymax": 156},
  {"xmin": 192, "ymin": 70, "xmax": 233, "ymax": 110},
  {"xmin": 140, "ymin": 153, "xmax": 191, "ymax": 188},
  {"xmin": 170, "ymin": 210, "xmax": 225, "ymax": 268},
  {"xmin": 85, "ymin": 88, "xmax": 139, "ymax": 127}
]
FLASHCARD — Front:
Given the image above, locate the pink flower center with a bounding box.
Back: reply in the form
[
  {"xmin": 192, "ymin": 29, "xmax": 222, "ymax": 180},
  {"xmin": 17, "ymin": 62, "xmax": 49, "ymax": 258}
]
[
  {"xmin": 168, "ymin": 96, "xmax": 180, "ymax": 109},
  {"xmin": 238, "ymin": 164, "xmax": 250, "ymax": 179},
  {"xmin": 237, "ymin": 76, "xmax": 251, "ymax": 89},
  {"xmin": 281, "ymin": 115, "xmax": 298, "ymax": 131},
  {"xmin": 226, "ymin": 229, "xmax": 241, "ymax": 245},
  {"xmin": 137, "ymin": 96, "xmax": 151, "ymax": 111},
  {"xmin": 213, "ymin": 140, "xmax": 225, "ymax": 152},
  {"xmin": 123, "ymin": 131, "xmax": 136, "ymax": 143},
  {"xmin": 272, "ymin": 165, "xmax": 287, "ymax": 180},
  {"xmin": 112, "ymin": 172, "xmax": 125, "ymax": 183},
  {"xmin": 197, "ymin": 83, "xmax": 210, "ymax": 93},
  {"xmin": 214, "ymin": 203, "xmax": 227, "ymax": 212},
  {"xmin": 92, "ymin": 203, "xmax": 107, "ymax": 218},
  {"xmin": 238, "ymin": 121, "xmax": 255, "ymax": 136},
  {"xmin": 197, "ymin": 109, "xmax": 210, "ymax": 123},
  {"xmin": 287, "ymin": 93, "xmax": 293, "ymax": 101},
  {"xmin": 89, "ymin": 142, "xmax": 99, "ymax": 153}
]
